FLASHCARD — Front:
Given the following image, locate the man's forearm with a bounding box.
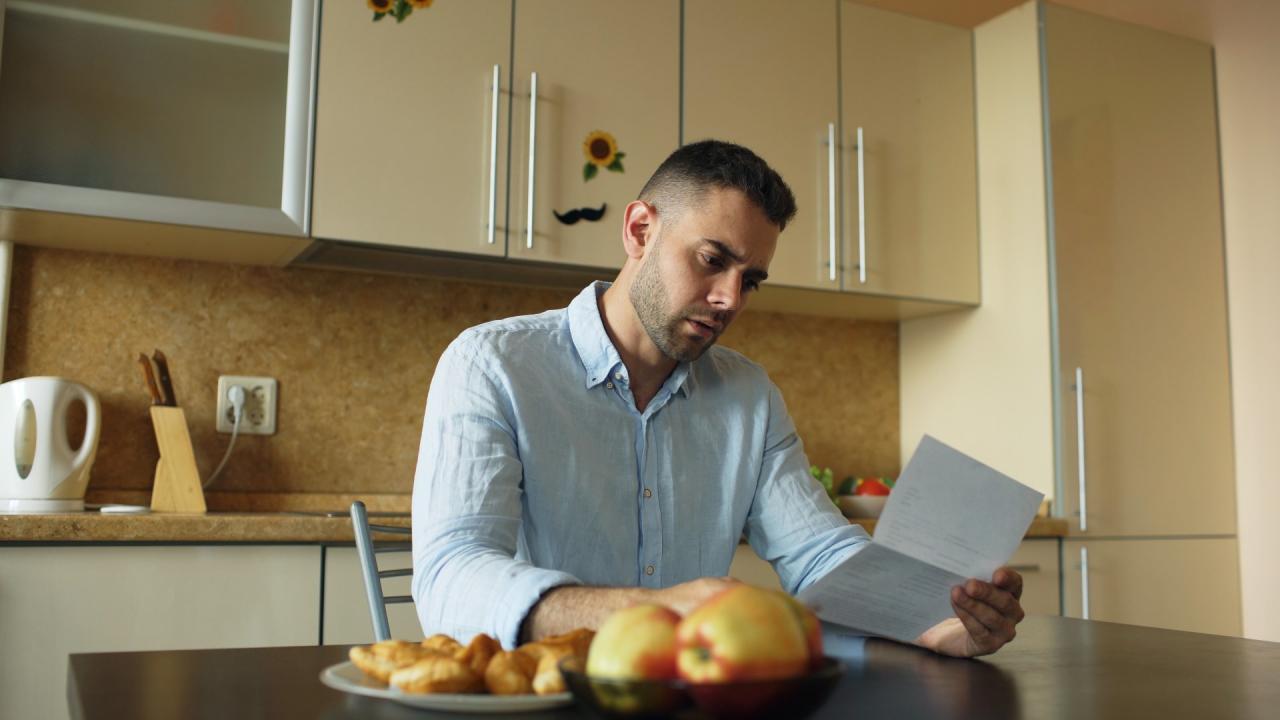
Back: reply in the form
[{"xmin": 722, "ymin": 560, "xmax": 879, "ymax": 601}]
[
  {"xmin": 519, "ymin": 585, "xmax": 650, "ymax": 643},
  {"xmin": 518, "ymin": 577, "xmax": 742, "ymax": 644}
]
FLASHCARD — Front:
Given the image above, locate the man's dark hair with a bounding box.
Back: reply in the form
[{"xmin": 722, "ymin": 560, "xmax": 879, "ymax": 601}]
[{"xmin": 638, "ymin": 140, "xmax": 798, "ymax": 231}]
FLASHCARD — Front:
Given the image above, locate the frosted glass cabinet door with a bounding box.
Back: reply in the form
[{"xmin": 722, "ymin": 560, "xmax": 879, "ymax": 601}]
[
  {"xmin": 509, "ymin": 0, "xmax": 679, "ymax": 270},
  {"xmin": 684, "ymin": 0, "xmax": 840, "ymax": 292},
  {"xmin": 839, "ymin": 1, "xmax": 979, "ymax": 303},
  {"xmin": 0, "ymin": 0, "xmax": 316, "ymax": 236},
  {"xmin": 311, "ymin": 0, "xmax": 510, "ymax": 255},
  {"xmin": 1047, "ymin": 5, "xmax": 1236, "ymax": 538}
]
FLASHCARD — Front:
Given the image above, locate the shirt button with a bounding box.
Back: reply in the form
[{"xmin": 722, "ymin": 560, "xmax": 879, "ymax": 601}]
[
  {"xmin": 614, "ymin": 372, "xmax": 624, "ymax": 380},
  {"xmin": 643, "ymin": 488, "xmax": 652, "ymax": 499},
  {"xmin": 606, "ymin": 382, "xmax": 614, "ymax": 389},
  {"xmin": 645, "ymin": 565, "xmax": 655, "ymax": 576}
]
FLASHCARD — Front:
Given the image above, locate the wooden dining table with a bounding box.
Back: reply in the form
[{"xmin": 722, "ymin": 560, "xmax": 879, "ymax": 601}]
[{"xmin": 67, "ymin": 615, "xmax": 1280, "ymax": 719}]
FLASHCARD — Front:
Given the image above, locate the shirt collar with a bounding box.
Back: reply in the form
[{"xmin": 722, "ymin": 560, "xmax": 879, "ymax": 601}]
[{"xmin": 568, "ymin": 281, "xmax": 695, "ymax": 398}]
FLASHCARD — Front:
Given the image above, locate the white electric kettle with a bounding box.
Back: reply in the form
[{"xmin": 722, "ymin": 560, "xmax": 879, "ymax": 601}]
[{"xmin": 0, "ymin": 377, "xmax": 101, "ymax": 513}]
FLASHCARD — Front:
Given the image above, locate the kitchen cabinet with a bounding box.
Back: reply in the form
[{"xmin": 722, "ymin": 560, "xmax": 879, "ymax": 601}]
[
  {"xmin": 0, "ymin": 0, "xmax": 317, "ymax": 264},
  {"xmin": 901, "ymin": 2, "xmax": 1238, "ymax": 635},
  {"xmin": 1062, "ymin": 538, "xmax": 1241, "ymax": 637},
  {"xmin": 0, "ymin": 545, "xmax": 321, "ymax": 720},
  {"xmin": 840, "ymin": 1, "xmax": 979, "ymax": 303},
  {"xmin": 683, "ymin": 0, "xmax": 978, "ymax": 304},
  {"xmin": 1046, "ymin": 3, "xmax": 1235, "ymax": 538},
  {"xmin": 683, "ymin": 0, "xmax": 840, "ymax": 291},
  {"xmin": 311, "ymin": 0, "xmax": 679, "ymax": 272},
  {"xmin": 322, "ymin": 545, "xmax": 423, "ymax": 645}
]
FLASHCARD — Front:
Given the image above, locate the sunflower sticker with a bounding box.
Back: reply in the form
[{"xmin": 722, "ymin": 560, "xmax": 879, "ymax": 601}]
[
  {"xmin": 371, "ymin": 0, "xmax": 432, "ymax": 23},
  {"xmin": 583, "ymin": 130, "xmax": 625, "ymax": 182}
]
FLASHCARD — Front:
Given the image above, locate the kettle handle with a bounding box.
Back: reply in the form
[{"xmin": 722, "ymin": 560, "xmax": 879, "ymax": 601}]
[{"xmin": 67, "ymin": 384, "xmax": 101, "ymax": 474}]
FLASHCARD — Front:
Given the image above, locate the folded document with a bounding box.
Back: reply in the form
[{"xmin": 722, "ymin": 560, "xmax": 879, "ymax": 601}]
[{"xmin": 798, "ymin": 435, "xmax": 1044, "ymax": 643}]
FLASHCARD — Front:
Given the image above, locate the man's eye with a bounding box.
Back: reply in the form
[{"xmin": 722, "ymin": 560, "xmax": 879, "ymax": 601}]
[
  {"xmin": 743, "ymin": 279, "xmax": 760, "ymax": 293},
  {"xmin": 700, "ymin": 253, "xmax": 724, "ymax": 268}
]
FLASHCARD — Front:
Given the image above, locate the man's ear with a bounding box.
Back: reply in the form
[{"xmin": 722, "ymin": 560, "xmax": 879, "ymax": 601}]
[{"xmin": 621, "ymin": 200, "xmax": 658, "ymax": 260}]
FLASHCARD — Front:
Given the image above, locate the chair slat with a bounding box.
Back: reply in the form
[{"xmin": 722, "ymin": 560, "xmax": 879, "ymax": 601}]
[
  {"xmin": 369, "ymin": 524, "xmax": 411, "ymax": 535},
  {"xmin": 378, "ymin": 568, "xmax": 413, "ymax": 579},
  {"xmin": 384, "ymin": 595, "xmax": 414, "ymax": 604}
]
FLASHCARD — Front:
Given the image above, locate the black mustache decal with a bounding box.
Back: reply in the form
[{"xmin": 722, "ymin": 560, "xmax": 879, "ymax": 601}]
[{"xmin": 553, "ymin": 203, "xmax": 607, "ymax": 225}]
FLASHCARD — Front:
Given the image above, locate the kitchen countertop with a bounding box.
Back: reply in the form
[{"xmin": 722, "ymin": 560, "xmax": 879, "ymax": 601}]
[{"xmin": 0, "ymin": 492, "xmax": 1068, "ymax": 543}]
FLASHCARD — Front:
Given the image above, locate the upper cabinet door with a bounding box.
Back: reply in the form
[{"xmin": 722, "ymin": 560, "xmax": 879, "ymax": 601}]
[
  {"xmin": 509, "ymin": 0, "xmax": 679, "ymax": 270},
  {"xmin": 840, "ymin": 2, "xmax": 979, "ymax": 303},
  {"xmin": 311, "ymin": 0, "xmax": 510, "ymax": 256},
  {"xmin": 684, "ymin": 0, "xmax": 840, "ymax": 292},
  {"xmin": 1047, "ymin": 5, "xmax": 1235, "ymax": 537},
  {"xmin": 0, "ymin": 0, "xmax": 316, "ymax": 239}
]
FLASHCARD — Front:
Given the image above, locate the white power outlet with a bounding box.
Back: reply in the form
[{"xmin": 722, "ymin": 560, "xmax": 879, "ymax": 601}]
[{"xmin": 216, "ymin": 376, "xmax": 278, "ymax": 435}]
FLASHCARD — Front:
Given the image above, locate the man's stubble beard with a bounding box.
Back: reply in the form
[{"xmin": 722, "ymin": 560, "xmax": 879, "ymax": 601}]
[{"xmin": 629, "ymin": 237, "xmax": 724, "ymax": 363}]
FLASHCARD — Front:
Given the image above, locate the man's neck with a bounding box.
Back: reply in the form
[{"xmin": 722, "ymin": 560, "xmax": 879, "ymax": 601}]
[{"xmin": 598, "ymin": 283, "xmax": 677, "ymax": 412}]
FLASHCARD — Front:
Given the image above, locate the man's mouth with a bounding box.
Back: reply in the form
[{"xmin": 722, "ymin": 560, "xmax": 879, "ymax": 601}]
[{"xmin": 685, "ymin": 318, "xmax": 722, "ymax": 338}]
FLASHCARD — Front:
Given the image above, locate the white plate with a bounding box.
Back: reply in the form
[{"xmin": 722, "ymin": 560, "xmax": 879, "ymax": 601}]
[{"xmin": 320, "ymin": 661, "xmax": 574, "ymax": 713}]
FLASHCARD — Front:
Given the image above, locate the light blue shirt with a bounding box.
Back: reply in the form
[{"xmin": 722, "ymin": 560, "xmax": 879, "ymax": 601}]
[{"xmin": 411, "ymin": 282, "xmax": 869, "ymax": 648}]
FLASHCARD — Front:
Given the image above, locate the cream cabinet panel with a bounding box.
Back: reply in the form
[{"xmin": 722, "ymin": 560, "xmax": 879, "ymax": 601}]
[
  {"xmin": 0, "ymin": 546, "xmax": 321, "ymax": 720},
  {"xmin": 729, "ymin": 543, "xmax": 783, "ymax": 590},
  {"xmin": 1062, "ymin": 539, "xmax": 1241, "ymax": 637},
  {"xmin": 1047, "ymin": 5, "xmax": 1235, "ymax": 537},
  {"xmin": 1008, "ymin": 539, "xmax": 1061, "ymax": 616},
  {"xmin": 508, "ymin": 0, "xmax": 679, "ymax": 270},
  {"xmin": 323, "ymin": 546, "xmax": 424, "ymax": 645},
  {"xmin": 312, "ymin": 0, "xmax": 510, "ymax": 255},
  {"xmin": 840, "ymin": 1, "xmax": 978, "ymax": 303},
  {"xmin": 684, "ymin": 0, "xmax": 840, "ymax": 291}
]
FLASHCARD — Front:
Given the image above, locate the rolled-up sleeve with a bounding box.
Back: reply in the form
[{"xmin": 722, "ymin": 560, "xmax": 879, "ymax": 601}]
[
  {"xmin": 412, "ymin": 333, "xmax": 580, "ymax": 648},
  {"xmin": 743, "ymin": 382, "xmax": 870, "ymax": 595}
]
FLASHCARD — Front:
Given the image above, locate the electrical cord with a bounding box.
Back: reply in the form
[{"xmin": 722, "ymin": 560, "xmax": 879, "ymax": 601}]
[{"xmin": 204, "ymin": 385, "xmax": 246, "ymax": 489}]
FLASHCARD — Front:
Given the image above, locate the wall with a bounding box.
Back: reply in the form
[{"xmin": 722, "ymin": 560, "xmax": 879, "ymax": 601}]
[{"xmin": 3, "ymin": 245, "xmax": 900, "ymax": 497}]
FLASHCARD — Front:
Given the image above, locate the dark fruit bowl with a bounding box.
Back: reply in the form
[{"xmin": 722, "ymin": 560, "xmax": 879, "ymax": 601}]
[{"xmin": 560, "ymin": 657, "xmax": 846, "ymax": 720}]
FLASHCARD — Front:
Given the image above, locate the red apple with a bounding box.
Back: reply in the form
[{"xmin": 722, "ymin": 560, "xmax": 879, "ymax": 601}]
[
  {"xmin": 780, "ymin": 593, "xmax": 825, "ymax": 670},
  {"xmin": 675, "ymin": 586, "xmax": 811, "ymax": 683},
  {"xmin": 585, "ymin": 604, "xmax": 681, "ymax": 680}
]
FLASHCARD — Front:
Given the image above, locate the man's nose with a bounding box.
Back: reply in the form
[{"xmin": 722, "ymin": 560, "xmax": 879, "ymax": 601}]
[{"xmin": 708, "ymin": 273, "xmax": 742, "ymax": 313}]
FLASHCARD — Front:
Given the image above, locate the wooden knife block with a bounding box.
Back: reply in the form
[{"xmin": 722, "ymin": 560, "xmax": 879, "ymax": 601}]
[{"xmin": 149, "ymin": 406, "xmax": 207, "ymax": 513}]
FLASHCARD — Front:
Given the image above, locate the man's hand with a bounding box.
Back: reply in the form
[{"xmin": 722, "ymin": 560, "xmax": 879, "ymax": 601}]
[
  {"xmin": 916, "ymin": 567, "xmax": 1025, "ymax": 658},
  {"xmin": 651, "ymin": 577, "xmax": 741, "ymax": 616}
]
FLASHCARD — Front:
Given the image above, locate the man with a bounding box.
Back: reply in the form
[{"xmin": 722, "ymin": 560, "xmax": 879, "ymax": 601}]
[{"xmin": 412, "ymin": 140, "xmax": 1024, "ymax": 658}]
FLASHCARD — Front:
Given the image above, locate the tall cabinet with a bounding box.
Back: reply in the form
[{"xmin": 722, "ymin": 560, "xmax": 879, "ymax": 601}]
[
  {"xmin": 683, "ymin": 0, "xmax": 978, "ymax": 303},
  {"xmin": 900, "ymin": 1, "xmax": 1240, "ymax": 637},
  {"xmin": 312, "ymin": 0, "xmax": 678, "ymax": 270}
]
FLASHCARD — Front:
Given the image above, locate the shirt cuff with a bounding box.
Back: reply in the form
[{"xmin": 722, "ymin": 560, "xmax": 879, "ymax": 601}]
[{"xmin": 496, "ymin": 567, "xmax": 582, "ymax": 649}]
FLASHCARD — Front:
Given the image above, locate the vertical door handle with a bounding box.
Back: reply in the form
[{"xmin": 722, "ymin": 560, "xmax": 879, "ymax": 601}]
[
  {"xmin": 525, "ymin": 72, "xmax": 538, "ymax": 250},
  {"xmin": 1074, "ymin": 366, "xmax": 1088, "ymax": 531},
  {"xmin": 487, "ymin": 64, "xmax": 500, "ymax": 245},
  {"xmin": 827, "ymin": 123, "xmax": 837, "ymax": 282},
  {"xmin": 1080, "ymin": 546, "xmax": 1091, "ymax": 620},
  {"xmin": 855, "ymin": 126, "xmax": 866, "ymax": 284}
]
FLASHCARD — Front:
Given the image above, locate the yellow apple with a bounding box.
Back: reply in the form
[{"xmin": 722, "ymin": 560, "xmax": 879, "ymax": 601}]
[
  {"xmin": 585, "ymin": 603, "xmax": 681, "ymax": 680},
  {"xmin": 780, "ymin": 593, "xmax": 825, "ymax": 670},
  {"xmin": 675, "ymin": 586, "xmax": 812, "ymax": 683}
]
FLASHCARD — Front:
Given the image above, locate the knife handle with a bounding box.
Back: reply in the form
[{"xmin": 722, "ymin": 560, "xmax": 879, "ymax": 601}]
[
  {"xmin": 152, "ymin": 349, "xmax": 177, "ymax": 407},
  {"xmin": 138, "ymin": 354, "xmax": 163, "ymax": 406}
]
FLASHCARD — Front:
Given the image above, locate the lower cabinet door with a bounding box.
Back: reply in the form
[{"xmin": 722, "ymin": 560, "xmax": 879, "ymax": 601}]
[
  {"xmin": 323, "ymin": 546, "xmax": 424, "ymax": 645},
  {"xmin": 0, "ymin": 545, "xmax": 321, "ymax": 720},
  {"xmin": 1062, "ymin": 538, "xmax": 1241, "ymax": 636},
  {"xmin": 1008, "ymin": 539, "xmax": 1062, "ymax": 616},
  {"xmin": 728, "ymin": 543, "xmax": 783, "ymax": 590}
]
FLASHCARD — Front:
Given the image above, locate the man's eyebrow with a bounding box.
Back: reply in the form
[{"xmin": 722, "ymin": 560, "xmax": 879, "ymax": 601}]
[{"xmin": 701, "ymin": 238, "xmax": 769, "ymax": 282}]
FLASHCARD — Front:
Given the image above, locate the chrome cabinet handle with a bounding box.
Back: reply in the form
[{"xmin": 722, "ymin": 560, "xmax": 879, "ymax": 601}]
[
  {"xmin": 827, "ymin": 122, "xmax": 837, "ymax": 282},
  {"xmin": 487, "ymin": 64, "xmax": 500, "ymax": 245},
  {"xmin": 1074, "ymin": 366, "xmax": 1088, "ymax": 531},
  {"xmin": 855, "ymin": 126, "xmax": 866, "ymax": 284},
  {"xmin": 525, "ymin": 72, "xmax": 538, "ymax": 250},
  {"xmin": 1080, "ymin": 546, "xmax": 1091, "ymax": 620}
]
